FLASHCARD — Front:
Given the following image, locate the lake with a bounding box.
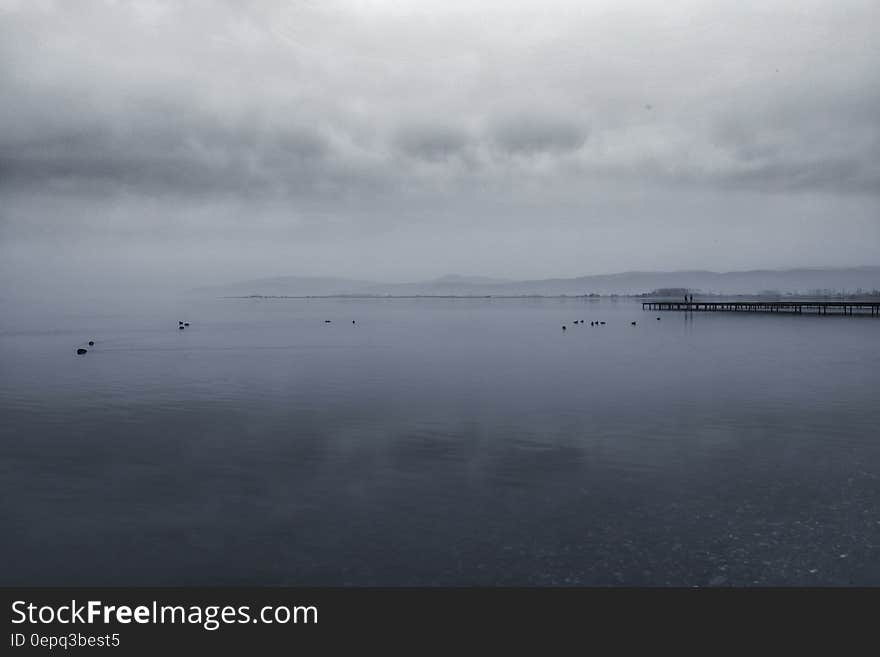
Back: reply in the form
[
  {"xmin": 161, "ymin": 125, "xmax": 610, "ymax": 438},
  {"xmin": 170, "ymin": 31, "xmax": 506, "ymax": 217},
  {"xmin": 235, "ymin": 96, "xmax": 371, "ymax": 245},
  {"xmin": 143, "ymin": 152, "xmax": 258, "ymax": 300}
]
[{"xmin": 1, "ymin": 296, "xmax": 879, "ymax": 585}]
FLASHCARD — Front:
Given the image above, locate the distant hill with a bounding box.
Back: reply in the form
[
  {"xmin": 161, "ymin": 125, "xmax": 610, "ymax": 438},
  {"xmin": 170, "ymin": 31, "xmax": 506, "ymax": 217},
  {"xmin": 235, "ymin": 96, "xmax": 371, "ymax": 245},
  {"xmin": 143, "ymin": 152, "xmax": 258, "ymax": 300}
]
[
  {"xmin": 196, "ymin": 267, "xmax": 880, "ymax": 297},
  {"xmin": 193, "ymin": 276, "xmax": 377, "ymax": 297}
]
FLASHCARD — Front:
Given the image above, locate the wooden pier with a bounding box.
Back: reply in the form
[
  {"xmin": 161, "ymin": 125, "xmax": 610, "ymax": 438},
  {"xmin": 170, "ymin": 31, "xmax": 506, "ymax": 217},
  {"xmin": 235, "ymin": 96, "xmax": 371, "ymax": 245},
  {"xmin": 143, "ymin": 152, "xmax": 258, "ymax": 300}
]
[{"xmin": 642, "ymin": 300, "xmax": 880, "ymax": 316}]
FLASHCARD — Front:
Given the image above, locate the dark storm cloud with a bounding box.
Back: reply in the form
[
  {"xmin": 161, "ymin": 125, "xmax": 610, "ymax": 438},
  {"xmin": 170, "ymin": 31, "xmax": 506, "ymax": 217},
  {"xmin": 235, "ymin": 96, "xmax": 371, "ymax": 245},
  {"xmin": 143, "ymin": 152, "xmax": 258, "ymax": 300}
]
[
  {"xmin": 721, "ymin": 158, "xmax": 880, "ymax": 196},
  {"xmin": 489, "ymin": 116, "xmax": 588, "ymax": 156},
  {"xmin": 0, "ymin": 100, "xmax": 368, "ymax": 198},
  {"xmin": 393, "ymin": 124, "xmax": 470, "ymax": 162}
]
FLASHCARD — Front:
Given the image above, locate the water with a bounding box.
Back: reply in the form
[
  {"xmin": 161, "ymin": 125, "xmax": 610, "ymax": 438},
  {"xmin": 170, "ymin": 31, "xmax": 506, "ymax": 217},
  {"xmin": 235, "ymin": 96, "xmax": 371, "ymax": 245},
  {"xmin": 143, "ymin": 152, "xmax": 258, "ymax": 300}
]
[{"xmin": 1, "ymin": 296, "xmax": 879, "ymax": 585}]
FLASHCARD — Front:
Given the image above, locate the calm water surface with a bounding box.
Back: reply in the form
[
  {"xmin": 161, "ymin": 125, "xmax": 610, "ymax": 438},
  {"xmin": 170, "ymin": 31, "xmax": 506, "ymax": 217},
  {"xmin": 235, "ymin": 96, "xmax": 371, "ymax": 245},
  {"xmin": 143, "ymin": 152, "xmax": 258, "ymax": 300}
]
[{"xmin": 1, "ymin": 296, "xmax": 879, "ymax": 585}]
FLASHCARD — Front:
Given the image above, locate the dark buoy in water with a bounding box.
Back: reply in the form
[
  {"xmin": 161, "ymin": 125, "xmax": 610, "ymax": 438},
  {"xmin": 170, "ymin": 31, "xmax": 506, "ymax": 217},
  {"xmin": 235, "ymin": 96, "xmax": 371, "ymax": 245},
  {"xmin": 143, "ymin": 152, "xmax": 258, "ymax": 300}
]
[
  {"xmin": 631, "ymin": 321, "xmax": 637, "ymax": 326},
  {"xmin": 179, "ymin": 321, "xmax": 183, "ymax": 325},
  {"xmin": 179, "ymin": 325, "xmax": 185, "ymax": 330},
  {"xmin": 88, "ymin": 340, "xmax": 94, "ymax": 346},
  {"xmin": 562, "ymin": 325, "xmax": 567, "ymax": 331},
  {"xmin": 76, "ymin": 348, "xmax": 87, "ymax": 355},
  {"xmin": 600, "ymin": 321, "xmax": 605, "ymax": 325},
  {"xmin": 656, "ymin": 317, "xmax": 661, "ymax": 320},
  {"xmin": 352, "ymin": 320, "xmax": 356, "ymax": 324},
  {"xmin": 325, "ymin": 320, "xmax": 331, "ymax": 323},
  {"xmin": 184, "ymin": 322, "xmax": 190, "ymax": 326}
]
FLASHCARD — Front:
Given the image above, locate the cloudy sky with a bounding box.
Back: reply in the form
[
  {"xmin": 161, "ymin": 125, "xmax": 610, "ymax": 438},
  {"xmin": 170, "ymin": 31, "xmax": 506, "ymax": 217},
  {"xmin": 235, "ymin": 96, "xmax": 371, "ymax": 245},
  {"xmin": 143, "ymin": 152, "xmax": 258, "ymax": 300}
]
[{"xmin": 1, "ymin": 0, "xmax": 878, "ymax": 292}]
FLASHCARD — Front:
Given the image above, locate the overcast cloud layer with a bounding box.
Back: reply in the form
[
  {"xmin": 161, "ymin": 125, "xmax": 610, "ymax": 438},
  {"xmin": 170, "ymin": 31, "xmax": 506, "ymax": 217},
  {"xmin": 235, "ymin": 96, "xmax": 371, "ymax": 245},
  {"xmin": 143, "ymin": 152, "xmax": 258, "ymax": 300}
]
[{"xmin": 1, "ymin": 0, "xmax": 878, "ymax": 293}]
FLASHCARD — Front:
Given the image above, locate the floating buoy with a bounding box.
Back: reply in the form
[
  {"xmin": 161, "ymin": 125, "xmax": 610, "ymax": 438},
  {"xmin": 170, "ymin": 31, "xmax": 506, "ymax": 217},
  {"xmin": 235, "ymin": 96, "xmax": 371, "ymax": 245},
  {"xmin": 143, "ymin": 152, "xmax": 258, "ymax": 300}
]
[
  {"xmin": 76, "ymin": 348, "xmax": 87, "ymax": 355},
  {"xmin": 600, "ymin": 321, "xmax": 605, "ymax": 325},
  {"xmin": 631, "ymin": 321, "xmax": 637, "ymax": 326},
  {"xmin": 179, "ymin": 326, "xmax": 185, "ymax": 330},
  {"xmin": 325, "ymin": 320, "xmax": 331, "ymax": 323},
  {"xmin": 352, "ymin": 320, "xmax": 356, "ymax": 324},
  {"xmin": 184, "ymin": 322, "xmax": 190, "ymax": 327},
  {"xmin": 88, "ymin": 340, "xmax": 94, "ymax": 346},
  {"xmin": 656, "ymin": 317, "xmax": 661, "ymax": 320},
  {"xmin": 562, "ymin": 325, "xmax": 566, "ymax": 331},
  {"xmin": 179, "ymin": 321, "xmax": 183, "ymax": 325}
]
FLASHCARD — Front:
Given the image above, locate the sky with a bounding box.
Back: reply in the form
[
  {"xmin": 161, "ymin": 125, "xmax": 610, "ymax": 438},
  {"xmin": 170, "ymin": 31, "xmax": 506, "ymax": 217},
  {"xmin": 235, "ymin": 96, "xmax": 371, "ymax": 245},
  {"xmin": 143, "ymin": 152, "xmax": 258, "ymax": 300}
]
[{"xmin": 1, "ymin": 0, "xmax": 878, "ymax": 293}]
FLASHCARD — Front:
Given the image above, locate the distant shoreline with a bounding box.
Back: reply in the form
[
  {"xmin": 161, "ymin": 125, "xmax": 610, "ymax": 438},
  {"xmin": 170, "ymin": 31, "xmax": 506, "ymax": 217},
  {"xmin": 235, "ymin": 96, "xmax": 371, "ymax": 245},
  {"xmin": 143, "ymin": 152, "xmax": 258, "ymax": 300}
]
[
  {"xmin": 222, "ymin": 293, "xmax": 880, "ymax": 301},
  {"xmin": 222, "ymin": 294, "xmax": 610, "ymax": 299}
]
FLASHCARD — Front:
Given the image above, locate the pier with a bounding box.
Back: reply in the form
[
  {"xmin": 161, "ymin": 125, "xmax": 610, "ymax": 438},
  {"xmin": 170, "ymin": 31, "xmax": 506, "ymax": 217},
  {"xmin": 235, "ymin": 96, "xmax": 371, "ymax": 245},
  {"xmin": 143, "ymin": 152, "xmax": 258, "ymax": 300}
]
[{"xmin": 642, "ymin": 300, "xmax": 880, "ymax": 316}]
